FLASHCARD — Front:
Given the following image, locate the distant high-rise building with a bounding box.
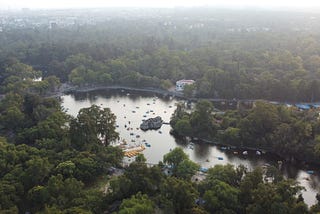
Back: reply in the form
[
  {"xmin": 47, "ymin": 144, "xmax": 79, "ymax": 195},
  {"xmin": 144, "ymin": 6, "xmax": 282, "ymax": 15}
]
[
  {"xmin": 21, "ymin": 8, "xmax": 30, "ymax": 12},
  {"xmin": 50, "ymin": 22, "xmax": 58, "ymax": 29}
]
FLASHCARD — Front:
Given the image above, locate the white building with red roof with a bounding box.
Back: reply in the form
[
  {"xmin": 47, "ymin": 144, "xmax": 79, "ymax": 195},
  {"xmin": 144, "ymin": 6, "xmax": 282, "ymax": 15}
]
[{"xmin": 175, "ymin": 79, "xmax": 195, "ymax": 91}]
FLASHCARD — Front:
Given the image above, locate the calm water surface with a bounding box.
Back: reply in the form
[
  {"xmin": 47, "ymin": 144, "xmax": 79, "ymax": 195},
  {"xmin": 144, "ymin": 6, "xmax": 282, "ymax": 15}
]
[{"xmin": 61, "ymin": 89, "xmax": 320, "ymax": 206}]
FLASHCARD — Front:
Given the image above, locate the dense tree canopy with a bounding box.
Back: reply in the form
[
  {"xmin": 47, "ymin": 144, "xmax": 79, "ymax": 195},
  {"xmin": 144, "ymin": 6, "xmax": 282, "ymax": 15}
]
[
  {"xmin": 163, "ymin": 147, "xmax": 199, "ymax": 180},
  {"xmin": 69, "ymin": 104, "xmax": 119, "ymax": 150},
  {"xmin": 171, "ymin": 100, "xmax": 320, "ymax": 164},
  {"xmin": 1, "ymin": 9, "xmax": 320, "ymax": 102},
  {"xmin": 118, "ymin": 192, "xmax": 155, "ymax": 214},
  {"xmin": 171, "ymin": 100, "xmax": 218, "ymax": 138},
  {"xmin": 0, "ymin": 68, "xmax": 123, "ymax": 212},
  {"xmin": 1, "ymin": 7, "xmax": 320, "ymax": 213}
]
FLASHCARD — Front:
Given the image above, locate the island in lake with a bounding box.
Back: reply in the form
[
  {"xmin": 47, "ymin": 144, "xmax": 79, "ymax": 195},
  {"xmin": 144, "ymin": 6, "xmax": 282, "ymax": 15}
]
[{"xmin": 140, "ymin": 116, "xmax": 163, "ymax": 131}]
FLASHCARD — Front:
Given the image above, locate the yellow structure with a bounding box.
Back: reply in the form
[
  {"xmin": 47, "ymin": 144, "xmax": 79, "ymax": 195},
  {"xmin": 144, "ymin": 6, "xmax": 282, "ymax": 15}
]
[{"xmin": 123, "ymin": 145, "xmax": 145, "ymax": 157}]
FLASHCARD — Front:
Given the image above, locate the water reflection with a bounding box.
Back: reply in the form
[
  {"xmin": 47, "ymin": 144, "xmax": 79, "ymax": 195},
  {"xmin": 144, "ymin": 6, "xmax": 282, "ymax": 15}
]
[
  {"xmin": 193, "ymin": 143, "xmax": 211, "ymax": 158},
  {"xmin": 283, "ymin": 163, "xmax": 301, "ymax": 180}
]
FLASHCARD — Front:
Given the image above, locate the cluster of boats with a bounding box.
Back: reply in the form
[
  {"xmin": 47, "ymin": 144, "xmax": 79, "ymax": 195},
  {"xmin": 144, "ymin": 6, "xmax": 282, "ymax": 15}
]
[
  {"xmin": 220, "ymin": 146, "xmax": 263, "ymax": 156},
  {"xmin": 123, "ymin": 145, "xmax": 146, "ymax": 157},
  {"xmin": 240, "ymin": 150, "xmax": 262, "ymax": 155},
  {"xmin": 117, "ymin": 95, "xmax": 166, "ymax": 158}
]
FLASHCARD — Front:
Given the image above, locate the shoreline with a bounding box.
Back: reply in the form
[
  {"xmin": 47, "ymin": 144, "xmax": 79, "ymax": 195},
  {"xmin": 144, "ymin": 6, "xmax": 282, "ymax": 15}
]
[
  {"xmin": 53, "ymin": 83, "xmax": 252, "ymax": 103},
  {"xmin": 54, "ymin": 83, "xmax": 186, "ymax": 99},
  {"xmin": 59, "ymin": 84, "xmax": 273, "ymax": 154},
  {"xmin": 56, "ymin": 83, "xmax": 319, "ymax": 168},
  {"xmin": 55, "ymin": 83, "xmax": 320, "ymax": 104}
]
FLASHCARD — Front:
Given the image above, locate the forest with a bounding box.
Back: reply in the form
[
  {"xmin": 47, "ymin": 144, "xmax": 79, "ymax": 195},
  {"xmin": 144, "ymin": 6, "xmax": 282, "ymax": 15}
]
[
  {"xmin": 1, "ymin": 62, "xmax": 316, "ymax": 213},
  {"xmin": 1, "ymin": 7, "xmax": 320, "ymax": 213},
  {"xmin": 1, "ymin": 8, "xmax": 320, "ymax": 101},
  {"xmin": 170, "ymin": 100, "xmax": 320, "ymax": 164}
]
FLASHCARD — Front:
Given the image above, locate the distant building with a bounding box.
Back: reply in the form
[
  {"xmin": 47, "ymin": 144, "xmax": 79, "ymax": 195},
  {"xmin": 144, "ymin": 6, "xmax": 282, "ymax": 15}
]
[
  {"xmin": 21, "ymin": 8, "xmax": 30, "ymax": 12},
  {"xmin": 175, "ymin": 79, "xmax": 195, "ymax": 91},
  {"xmin": 50, "ymin": 22, "xmax": 58, "ymax": 29}
]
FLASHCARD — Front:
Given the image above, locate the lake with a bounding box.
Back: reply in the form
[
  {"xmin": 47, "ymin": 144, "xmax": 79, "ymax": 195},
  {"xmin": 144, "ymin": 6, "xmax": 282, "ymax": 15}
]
[{"xmin": 61, "ymin": 88, "xmax": 320, "ymax": 206}]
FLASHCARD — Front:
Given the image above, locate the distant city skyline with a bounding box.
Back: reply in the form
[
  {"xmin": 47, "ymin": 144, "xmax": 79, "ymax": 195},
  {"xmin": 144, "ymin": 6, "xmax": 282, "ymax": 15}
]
[{"xmin": 1, "ymin": 0, "xmax": 320, "ymax": 10}]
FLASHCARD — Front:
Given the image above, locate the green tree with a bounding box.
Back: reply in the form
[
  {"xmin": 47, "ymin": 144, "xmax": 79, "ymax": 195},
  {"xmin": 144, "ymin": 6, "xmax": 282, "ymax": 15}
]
[
  {"xmin": 118, "ymin": 192, "xmax": 155, "ymax": 214},
  {"xmin": 170, "ymin": 102, "xmax": 188, "ymax": 128},
  {"xmin": 239, "ymin": 101, "xmax": 280, "ymax": 147},
  {"xmin": 174, "ymin": 118, "xmax": 192, "ymax": 136},
  {"xmin": 0, "ymin": 106, "xmax": 25, "ymax": 131},
  {"xmin": 125, "ymin": 162, "xmax": 164, "ymax": 196},
  {"xmin": 160, "ymin": 79, "xmax": 173, "ymax": 89},
  {"xmin": 163, "ymin": 147, "xmax": 188, "ymax": 172},
  {"xmin": 247, "ymin": 180, "xmax": 306, "ymax": 214},
  {"xmin": 46, "ymin": 174, "xmax": 85, "ymax": 209},
  {"xmin": 239, "ymin": 168, "xmax": 264, "ymax": 208},
  {"xmin": 1, "ymin": 62, "xmax": 42, "ymax": 94},
  {"xmin": 203, "ymin": 180, "xmax": 239, "ymax": 214},
  {"xmin": 176, "ymin": 159, "xmax": 199, "ymax": 180},
  {"xmin": 70, "ymin": 105, "xmax": 119, "ymax": 150},
  {"xmin": 190, "ymin": 100, "xmax": 216, "ymax": 138},
  {"xmin": 27, "ymin": 185, "xmax": 50, "ymax": 212},
  {"xmin": 109, "ymin": 176, "xmax": 133, "ymax": 200},
  {"xmin": 23, "ymin": 157, "xmax": 52, "ymax": 189},
  {"xmin": 0, "ymin": 180, "xmax": 22, "ymax": 211},
  {"xmin": 183, "ymin": 84, "xmax": 195, "ymax": 97},
  {"xmin": 220, "ymin": 127, "xmax": 240, "ymax": 145},
  {"xmin": 135, "ymin": 154, "xmax": 147, "ymax": 163},
  {"xmin": 163, "ymin": 148, "xmax": 198, "ymax": 180},
  {"xmin": 55, "ymin": 161, "xmax": 76, "ymax": 178},
  {"xmin": 314, "ymin": 135, "xmax": 320, "ymax": 157},
  {"xmin": 72, "ymin": 152, "xmax": 100, "ymax": 183},
  {"xmin": 204, "ymin": 164, "xmax": 242, "ymax": 187},
  {"xmin": 44, "ymin": 76, "xmax": 61, "ymax": 92},
  {"xmin": 160, "ymin": 177, "xmax": 199, "ymax": 214}
]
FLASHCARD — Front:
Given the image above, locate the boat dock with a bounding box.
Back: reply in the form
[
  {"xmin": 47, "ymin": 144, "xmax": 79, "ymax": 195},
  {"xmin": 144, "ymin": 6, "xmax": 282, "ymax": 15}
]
[{"xmin": 123, "ymin": 145, "xmax": 145, "ymax": 157}]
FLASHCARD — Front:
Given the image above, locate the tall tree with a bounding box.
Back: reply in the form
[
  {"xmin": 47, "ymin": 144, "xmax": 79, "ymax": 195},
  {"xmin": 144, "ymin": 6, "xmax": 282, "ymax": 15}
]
[
  {"xmin": 70, "ymin": 105, "xmax": 119, "ymax": 150},
  {"xmin": 118, "ymin": 192, "xmax": 155, "ymax": 214}
]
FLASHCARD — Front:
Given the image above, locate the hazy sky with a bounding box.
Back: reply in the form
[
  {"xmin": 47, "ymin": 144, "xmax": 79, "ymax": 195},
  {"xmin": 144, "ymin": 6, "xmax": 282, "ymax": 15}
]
[{"xmin": 1, "ymin": 0, "xmax": 320, "ymax": 9}]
